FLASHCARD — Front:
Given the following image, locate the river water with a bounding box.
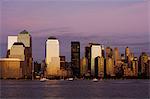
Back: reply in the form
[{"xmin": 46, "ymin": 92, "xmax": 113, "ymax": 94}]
[{"xmin": 0, "ymin": 79, "xmax": 149, "ymax": 99}]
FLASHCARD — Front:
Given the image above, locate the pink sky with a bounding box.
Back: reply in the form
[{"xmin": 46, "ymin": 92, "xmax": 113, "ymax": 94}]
[
  {"xmin": 1, "ymin": 0, "xmax": 149, "ymax": 61},
  {"xmin": 1, "ymin": 0, "xmax": 149, "ymax": 36}
]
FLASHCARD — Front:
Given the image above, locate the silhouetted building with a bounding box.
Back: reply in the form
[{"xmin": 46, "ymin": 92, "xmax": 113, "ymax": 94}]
[
  {"xmin": 95, "ymin": 56, "xmax": 104, "ymax": 78},
  {"xmin": 102, "ymin": 45, "xmax": 105, "ymax": 58},
  {"xmin": 60, "ymin": 56, "xmax": 66, "ymax": 69},
  {"xmin": 85, "ymin": 46, "xmax": 91, "ymax": 71},
  {"xmin": 34, "ymin": 61, "xmax": 41, "ymax": 78},
  {"xmin": 71, "ymin": 41, "xmax": 80, "ymax": 77},
  {"xmin": 41, "ymin": 60, "xmax": 47, "ymax": 78}
]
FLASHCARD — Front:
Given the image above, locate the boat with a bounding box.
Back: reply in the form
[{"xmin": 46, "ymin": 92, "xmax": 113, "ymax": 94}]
[
  {"xmin": 40, "ymin": 78, "xmax": 48, "ymax": 82},
  {"xmin": 92, "ymin": 78, "xmax": 98, "ymax": 82},
  {"xmin": 68, "ymin": 78, "xmax": 74, "ymax": 81}
]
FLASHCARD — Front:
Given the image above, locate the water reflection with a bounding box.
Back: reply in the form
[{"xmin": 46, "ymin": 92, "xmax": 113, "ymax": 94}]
[{"xmin": 1, "ymin": 80, "xmax": 149, "ymax": 99}]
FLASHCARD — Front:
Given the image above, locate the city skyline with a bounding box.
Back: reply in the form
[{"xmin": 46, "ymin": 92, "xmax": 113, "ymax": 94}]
[
  {"xmin": 0, "ymin": 0, "xmax": 149, "ymax": 61},
  {"xmin": 1, "ymin": 30, "xmax": 149, "ymax": 79}
]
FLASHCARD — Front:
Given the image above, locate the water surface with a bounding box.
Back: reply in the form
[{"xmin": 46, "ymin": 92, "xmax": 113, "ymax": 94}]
[{"xmin": 0, "ymin": 80, "xmax": 149, "ymax": 99}]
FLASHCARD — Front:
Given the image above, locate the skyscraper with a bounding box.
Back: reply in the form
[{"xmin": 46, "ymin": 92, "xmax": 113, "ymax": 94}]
[
  {"xmin": 8, "ymin": 36, "xmax": 18, "ymax": 50},
  {"xmin": 114, "ymin": 47, "xmax": 120, "ymax": 65},
  {"xmin": 71, "ymin": 41, "xmax": 80, "ymax": 77},
  {"xmin": 7, "ymin": 36, "xmax": 18, "ymax": 57},
  {"xmin": 139, "ymin": 52, "xmax": 149, "ymax": 78},
  {"xmin": 9, "ymin": 42, "xmax": 25, "ymax": 61},
  {"xmin": 132, "ymin": 57, "xmax": 138, "ymax": 77},
  {"xmin": 85, "ymin": 43, "xmax": 102, "ymax": 76},
  {"xmin": 7, "ymin": 30, "xmax": 33, "ymax": 78},
  {"xmin": 17, "ymin": 30, "xmax": 32, "ymax": 78},
  {"xmin": 105, "ymin": 46, "xmax": 115, "ymax": 77},
  {"xmin": 106, "ymin": 47, "xmax": 113, "ymax": 58},
  {"xmin": 46, "ymin": 36, "xmax": 60, "ymax": 77},
  {"xmin": 125, "ymin": 46, "xmax": 130, "ymax": 62},
  {"xmin": 18, "ymin": 30, "xmax": 32, "ymax": 48},
  {"xmin": 102, "ymin": 45, "xmax": 105, "ymax": 58},
  {"xmin": 8, "ymin": 42, "xmax": 26, "ymax": 78},
  {"xmin": 106, "ymin": 57, "xmax": 115, "ymax": 77},
  {"xmin": 60, "ymin": 56, "xmax": 66, "ymax": 69},
  {"xmin": 95, "ymin": 56, "xmax": 104, "ymax": 78},
  {"xmin": 90, "ymin": 43, "xmax": 102, "ymax": 76},
  {"xmin": 80, "ymin": 56, "xmax": 88, "ymax": 76},
  {"xmin": 85, "ymin": 46, "xmax": 91, "ymax": 71}
]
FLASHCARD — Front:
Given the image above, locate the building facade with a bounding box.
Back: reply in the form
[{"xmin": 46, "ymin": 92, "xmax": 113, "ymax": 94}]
[
  {"xmin": 7, "ymin": 30, "xmax": 33, "ymax": 78},
  {"xmin": 106, "ymin": 57, "xmax": 115, "ymax": 77},
  {"xmin": 8, "ymin": 36, "xmax": 18, "ymax": 50},
  {"xmin": 71, "ymin": 41, "xmax": 80, "ymax": 77},
  {"xmin": 95, "ymin": 56, "xmax": 104, "ymax": 78},
  {"xmin": 46, "ymin": 37, "xmax": 60, "ymax": 77},
  {"xmin": 0, "ymin": 58, "xmax": 23, "ymax": 79},
  {"xmin": 139, "ymin": 52, "xmax": 149, "ymax": 78},
  {"xmin": 90, "ymin": 44, "xmax": 102, "ymax": 76},
  {"xmin": 80, "ymin": 56, "xmax": 88, "ymax": 76}
]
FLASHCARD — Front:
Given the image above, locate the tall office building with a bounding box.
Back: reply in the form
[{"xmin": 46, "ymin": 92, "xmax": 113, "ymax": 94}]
[
  {"xmin": 106, "ymin": 57, "xmax": 115, "ymax": 77},
  {"xmin": 114, "ymin": 47, "xmax": 120, "ymax": 65},
  {"xmin": 139, "ymin": 52, "xmax": 149, "ymax": 78},
  {"xmin": 85, "ymin": 46, "xmax": 91, "ymax": 71},
  {"xmin": 7, "ymin": 36, "xmax": 18, "ymax": 57},
  {"xmin": 125, "ymin": 47, "xmax": 130, "ymax": 62},
  {"xmin": 90, "ymin": 43, "xmax": 102, "ymax": 76},
  {"xmin": 9, "ymin": 42, "xmax": 25, "ymax": 61},
  {"xmin": 80, "ymin": 56, "xmax": 88, "ymax": 76},
  {"xmin": 132, "ymin": 57, "xmax": 138, "ymax": 77},
  {"xmin": 18, "ymin": 30, "xmax": 32, "ymax": 48},
  {"xmin": 102, "ymin": 45, "xmax": 105, "ymax": 58},
  {"xmin": 8, "ymin": 36, "xmax": 18, "ymax": 50},
  {"xmin": 71, "ymin": 41, "xmax": 80, "ymax": 76},
  {"xmin": 95, "ymin": 56, "xmax": 104, "ymax": 78},
  {"xmin": 18, "ymin": 30, "xmax": 32, "ymax": 59},
  {"xmin": 106, "ymin": 47, "xmax": 113, "ymax": 58},
  {"xmin": 60, "ymin": 56, "xmax": 66, "ymax": 69},
  {"xmin": 18, "ymin": 30, "xmax": 32, "ymax": 78},
  {"xmin": 46, "ymin": 36, "xmax": 60, "ymax": 77},
  {"xmin": 85, "ymin": 43, "xmax": 102, "ymax": 76},
  {"xmin": 8, "ymin": 42, "xmax": 27, "ymax": 78}
]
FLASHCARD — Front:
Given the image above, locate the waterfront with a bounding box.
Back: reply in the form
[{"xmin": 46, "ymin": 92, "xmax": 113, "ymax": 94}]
[{"xmin": 0, "ymin": 80, "xmax": 149, "ymax": 99}]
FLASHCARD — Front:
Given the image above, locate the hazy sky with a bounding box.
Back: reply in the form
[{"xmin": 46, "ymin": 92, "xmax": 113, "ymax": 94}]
[{"xmin": 0, "ymin": 0, "xmax": 150, "ymax": 61}]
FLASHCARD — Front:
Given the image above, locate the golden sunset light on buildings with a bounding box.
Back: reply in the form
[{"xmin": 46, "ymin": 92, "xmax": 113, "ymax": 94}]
[
  {"xmin": 90, "ymin": 43, "xmax": 102, "ymax": 76},
  {"xmin": 46, "ymin": 36, "xmax": 60, "ymax": 77},
  {"xmin": 7, "ymin": 36, "xmax": 18, "ymax": 50},
  {"xmin": 0, "ymin": 58, "xmax": 22, "ymax": 79}
]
